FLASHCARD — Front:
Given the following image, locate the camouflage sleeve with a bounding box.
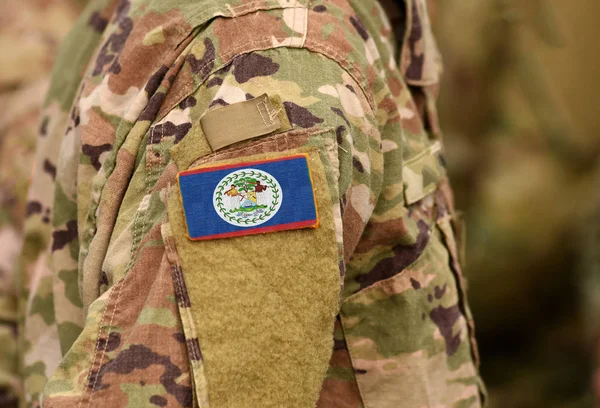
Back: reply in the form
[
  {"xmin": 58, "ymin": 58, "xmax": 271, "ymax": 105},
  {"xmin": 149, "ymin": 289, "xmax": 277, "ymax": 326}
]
[
  {"xmin": 162, "ymin": 45, "xmax": 383, "ymax": 408},
  {"xmin": 23, "ymin": 1, "xmax": 484, "ymax": 407},
  {"xmin": 41, "ymin": 24, "xmax": 382, "ymax": 408}
]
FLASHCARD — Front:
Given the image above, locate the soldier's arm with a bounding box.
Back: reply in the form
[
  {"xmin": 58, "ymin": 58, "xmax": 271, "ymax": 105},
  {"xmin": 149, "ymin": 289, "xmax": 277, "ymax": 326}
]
[
  {"xmin": 36, "ymin": 6, "xmax": 382, "ymax": 406},
  {"xmin": 24, "ymin": 1, "xmax": 484, "ymax": 406},
  {"xmin": 159, "ymin": 45, "xmax": 383, "ymax": 407}
]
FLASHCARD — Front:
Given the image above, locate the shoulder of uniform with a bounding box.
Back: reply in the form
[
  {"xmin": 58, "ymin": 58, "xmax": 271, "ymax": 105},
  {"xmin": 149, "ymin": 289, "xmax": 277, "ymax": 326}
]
[{"xmin": 152, "ymin": 1, "xmax": 384, "ymax": 118}]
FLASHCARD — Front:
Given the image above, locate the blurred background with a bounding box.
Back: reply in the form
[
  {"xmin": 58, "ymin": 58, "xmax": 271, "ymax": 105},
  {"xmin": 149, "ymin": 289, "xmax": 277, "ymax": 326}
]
[
  {"xmin": 431, "ymin": 0, "xmax": 600, "ymax": 407},
  {"xmin": 0, "ymin": 1, "xmax": 599, "ymax": 407}
]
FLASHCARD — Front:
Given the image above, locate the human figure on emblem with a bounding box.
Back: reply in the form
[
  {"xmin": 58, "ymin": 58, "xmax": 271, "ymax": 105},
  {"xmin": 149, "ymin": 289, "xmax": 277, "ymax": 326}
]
[
  {"xmin": 224, "ymin": 185, "xmax": 240, "ymax": 209},
  {"xmin": 254, "ymin": 181, "xmax": 268, "ymax": 206}
]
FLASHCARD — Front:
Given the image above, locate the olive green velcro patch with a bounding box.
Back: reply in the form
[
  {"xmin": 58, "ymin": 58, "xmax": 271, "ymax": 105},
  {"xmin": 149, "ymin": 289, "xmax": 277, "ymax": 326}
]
[
  {"xmin": 200, "ymin": 94, "xmax": 289, "ymax": 151},
  {"xmin": 167, "ymin": 147, "xmax": 340, "ymax": 408}
]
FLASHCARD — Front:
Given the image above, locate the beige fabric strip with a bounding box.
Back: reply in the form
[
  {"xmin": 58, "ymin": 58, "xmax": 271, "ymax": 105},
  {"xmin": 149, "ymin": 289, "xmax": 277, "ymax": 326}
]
[{"xmin": 200, "ymin": 94, "xmax": 284, "ymax": 151}]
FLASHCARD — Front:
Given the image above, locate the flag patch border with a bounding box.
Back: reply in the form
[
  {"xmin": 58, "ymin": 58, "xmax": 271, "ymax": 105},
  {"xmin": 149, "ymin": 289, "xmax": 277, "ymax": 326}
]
[{"xmin": 177, "ymin": 153, "xmax": 320, "ymax": 241}]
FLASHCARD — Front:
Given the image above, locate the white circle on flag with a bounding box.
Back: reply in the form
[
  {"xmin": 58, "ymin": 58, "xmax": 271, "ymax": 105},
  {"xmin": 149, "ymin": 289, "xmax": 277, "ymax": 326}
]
[{"xmin": 213, "ymin": 168, "xmax": 283, "ymax": 227}]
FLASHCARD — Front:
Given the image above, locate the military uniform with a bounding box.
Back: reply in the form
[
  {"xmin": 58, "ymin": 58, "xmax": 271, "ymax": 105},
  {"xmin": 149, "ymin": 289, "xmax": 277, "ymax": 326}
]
[{"xmin": 19, "ymin": 0, "xmax": 484, "ymax": 406}]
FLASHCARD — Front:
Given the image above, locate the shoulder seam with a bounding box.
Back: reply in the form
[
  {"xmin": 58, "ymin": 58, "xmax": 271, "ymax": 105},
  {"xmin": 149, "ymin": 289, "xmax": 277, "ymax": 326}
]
[
  {"xmin": 157, "ymin": 5, "xmax": 377, "ymax": 120},
  {"xmin": 303, "ymin": 39, "xmax": 376, "ymax": 112}
]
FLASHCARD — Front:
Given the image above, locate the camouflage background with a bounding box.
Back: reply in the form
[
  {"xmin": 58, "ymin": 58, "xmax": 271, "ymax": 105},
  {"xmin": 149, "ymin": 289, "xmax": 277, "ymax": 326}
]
[{"xmin": 0, "ymin": 0, "xmax": 598, "ymax": 407}]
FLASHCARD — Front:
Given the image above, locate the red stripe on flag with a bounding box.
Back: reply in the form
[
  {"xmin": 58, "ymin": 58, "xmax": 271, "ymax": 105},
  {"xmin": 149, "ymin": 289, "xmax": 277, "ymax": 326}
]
[
  {"xmin": 179, "ymin": 154, "xmax": 309, "ymax": 178},
  {"xmin": 188, "ymin": 219, "xmax": 318, "ymax": 241}
]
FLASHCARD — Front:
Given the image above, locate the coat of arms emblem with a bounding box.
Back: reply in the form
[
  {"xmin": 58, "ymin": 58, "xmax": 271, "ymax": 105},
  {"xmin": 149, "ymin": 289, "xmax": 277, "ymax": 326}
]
[{"xmin": 213, "ymin": 168, "xmax": 282, "ymax": 227}]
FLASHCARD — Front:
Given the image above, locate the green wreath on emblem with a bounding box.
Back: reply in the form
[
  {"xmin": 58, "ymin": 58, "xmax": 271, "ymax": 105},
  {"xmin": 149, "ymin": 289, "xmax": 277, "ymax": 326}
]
[{"xmin": 214, "ymin": 170, "xmax": 280, "ymax": 225}]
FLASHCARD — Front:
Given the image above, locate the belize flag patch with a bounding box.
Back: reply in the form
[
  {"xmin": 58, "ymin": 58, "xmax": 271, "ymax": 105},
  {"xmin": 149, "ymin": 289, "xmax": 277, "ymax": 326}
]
[{"xmin": 177, "ymin": 154, "xmax": 319, "ymax": 240}]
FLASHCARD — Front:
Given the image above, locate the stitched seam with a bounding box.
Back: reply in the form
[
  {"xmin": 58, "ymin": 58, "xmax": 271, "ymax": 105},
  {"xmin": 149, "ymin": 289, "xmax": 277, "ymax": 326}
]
[
  {"xmin": 172, "ymin": 264, "xmax": 198, "ymax": 358},
  {"xmin": 159, "ymin": 1, "xmax": 309, "ymax": 118},
  {"xmin": 85, "ymin": 124, "xmax": 163, "ymax": 407},
  {"xmin": 268, "ymin": 108, "xmax": 281, "ymax": 123},
  {"xmin": 79, "ymin": 122, "xmax": 152, "ymax": 408},
  {"xmin": 76, "ymin": 292, "xmax": 113, "ymax": 408},
  {"xmin": 406, "ymin": 183, "xmax": 437, "ymax": 204},
  {"xmin": 293, "ymin": 5, "xmax": 298, "ymax": 45},
  {"xmin": 127, "ymin": 203, "xmax": 143, "ymax": 271},
  {"xmin": 166, "ymin": 234, "xmax": 186, "ymax": 310},
  {"xmin": 170, "ymin": 263, "xmax": 187, "ymax": 336},
  {"xmin": 82, "ymin": 224, "xmax": 168, "ymax": 406},
  {"xmin": 78, "ymin": 209, "xmax": 161, "ymax": 408},
  {"xmin": 170, "ymin": 37, "xmax": 375, "ymax": 123},
  {"xmin": 85, "ymin": 273, "xmax": 125, "ymax": 408},
  {"xmin": 436, "ymin": 215, "xmax": 481, "ymax": 369},
  {"xmin": 159, "ymin": 37, "xmax": 296, "ymax": 122},
  {"xmin": 344, "ymin": 230, "xmax": 432, "ymax": 302},
  {"xmin": 126, "ymin": 128, "xmax": 152, "ymax": 273},
  {"xmin": 161, "ymin": 21, "xmax": 373, "ymax": 122},
  {"xmin": 163, "ymin": 226, "xmax": 207, "ymax": 404},
  {"xmin": 189, "ymin": 127, "xmax": 334, "ymax": 168},
  {"xmin": 338, "ymin": 318, "xmax": 370, "ymax": 408},
  {"xmin": 78, "ymin": 147, "xmax": 149, "ymax": 407},
  {"xmin": 151, "ymin": 125, "xmax": 164, "ymax": 190},
  {"xmin": 260, "ymin": 99, "xmax": 281, "ymax": 125},
  {"xmin": 403, "ymin": 141, "xmax": 441, "ymax": 167},
  {"xmin": 256, "ymin": 100, "xmax": 269, "ymax": 126},
  {"xmin": 400, "ymin": 0, "xmax": 415, "ymax": 75},
  {"xmin": 306, "ymin": 40, "xmax": 374, "ymax": 109},
  {"xmin": 300, "ymin": 3, "xmax": 309, "ymax": 47},
  {"xmin": 303, "ymin": 39, "xmax": 376, "ymax": 112},
  {"xmin": 187, "ymin": 1, "xmax": 302, "ymax": 26},
  {"xmin": 218, "ymin": 42, "xmax": 287, "ymax": 70},
  {"xmin": 160, "ymin": 19, "xmax": 376, "ymax": 122},
  {"xmin": 84, "ymin": 151, "xmax": 150, "ymax": 407}
]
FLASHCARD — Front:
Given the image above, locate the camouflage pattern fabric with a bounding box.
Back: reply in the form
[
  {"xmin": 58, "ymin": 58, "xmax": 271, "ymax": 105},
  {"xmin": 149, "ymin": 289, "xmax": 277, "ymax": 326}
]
[
  {"xmin": 0, "ymin": 1, "xmax": 84, "ymax": 406},
  {"xmin": 19, "ymin": 0, "xmax": 485, "ymax": 406}
]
